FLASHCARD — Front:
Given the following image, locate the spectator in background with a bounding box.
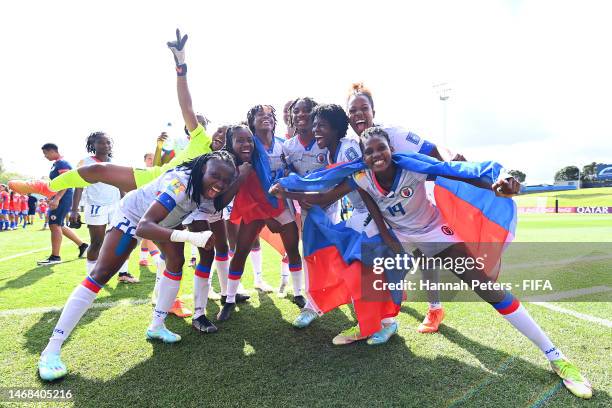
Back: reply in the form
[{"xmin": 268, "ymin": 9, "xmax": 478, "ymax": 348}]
[
  {"xmin": 37, "ymin": 143, "xmax": 88, "ymax": 265},
  {"xmin": 27, "ymin": 194, "xmax": 38, "ymax": 225}
]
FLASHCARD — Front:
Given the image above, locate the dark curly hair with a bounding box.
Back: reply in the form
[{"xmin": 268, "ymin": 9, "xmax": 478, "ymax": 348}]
[
  {"xmin": 86, "ymin": 131, "xmax": 113, "ymax": 158},
  {"xmin": 311, "ymin": 104, "xmax": 349, "ymax": 142},
  {"xmin": 286, "ymin": 97, "xmax": 318, "ymax": 128},
  {"xmin": 246, "ymin": 105, "xmax": 277, "ymax": 136}
]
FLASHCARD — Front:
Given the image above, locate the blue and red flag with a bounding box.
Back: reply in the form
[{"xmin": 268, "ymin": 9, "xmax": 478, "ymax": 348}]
[
  {"xmin": 280, "ymin": 152, "xmax": 517, "ymax": 334},
  {"xmin": 280, "ymin": 151, "xmax": 517, "ymax": 245},
  {"xmin": 302, "ymin": 206, "xmax": 402, "ymax": 337},
  {"xmin": 230, "ymin": 136, "xmax": 286, "ymax": 225}
]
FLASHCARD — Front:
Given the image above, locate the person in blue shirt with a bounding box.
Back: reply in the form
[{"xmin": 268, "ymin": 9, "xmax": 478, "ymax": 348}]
[{"xmin": 37, "ymin": 143, "xmax": 88, "ymax": 265}]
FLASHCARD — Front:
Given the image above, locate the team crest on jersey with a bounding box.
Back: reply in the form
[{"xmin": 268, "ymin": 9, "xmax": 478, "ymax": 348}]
[
  {"xmin": 441, "ymin": 225, "xmax": 454, "ymax": 236},
  {"xmin": 345, "ymin": 147, "xmax": 359, "ymax": 161},
  {"xmin": 400, "ymin": 187, "xmax": 414, "ymax": 198},
  {"xmin": 406, "ymin": 132, "xmax": 420, "ymax": 145},
  {"xmin": 166, "ymin": 178, "xmax": 186, "ymax": 195},
  {"xmin": 316, "ymin": 153, "xmax": 326, "ymax": 164},
  {"xmin": 354, "ymin": 170, "xmax": 367, "ymax": 181}
]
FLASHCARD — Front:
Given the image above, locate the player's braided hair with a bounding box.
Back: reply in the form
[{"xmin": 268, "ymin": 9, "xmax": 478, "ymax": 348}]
[
  {"xmin": 361, "ymin": 126, "xmax": 390, "ymax": 143},
  {"xmin": 246, "ymin": 105, "xmax": 277, "ymax": 135},
  {"xmin": 311, "ymin": 104, "xmax": 349, "ymax": 142},
  {"xmin": 86, "ymin": 131, "xmax": 113, "ymax": 158},
  {"xmin": 179, "ymin": 151, "xmax": 236, "ymax": 207},
  {"xmin": 287, "ymin": 97, "xmax": 318, "ymax": 128},
  {"xmin": 223, "ymin": 124, "xmax": 253, "ymax": 165},
  {"xmin": 347, "ymin": 82, "xmax": 374, "ymax": 110}
]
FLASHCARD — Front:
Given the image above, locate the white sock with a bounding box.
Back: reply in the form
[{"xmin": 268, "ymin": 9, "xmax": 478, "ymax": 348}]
[
  {"xmin": 118, "ymin": 260, "xmax": 129, "ymax": 274},
  {"xmin": 149, "ymin": 270, "xmax": 182, "ymax": 330},
  {"xmin": 494, "ymin": 294, "xmax": 564, "ymax": 361},
  {"xmin": 190, "ymin": 244, "xmax": 197, "ymax": 259},
  {"xmin": 381, "ymin": 317, "xmax": 396, "ymax": 325},
  {"xmin": 250, "ymin": 248, "xmax": 263, "ymax": 283},
  {"xmin": 86, "ymin": 260, "xmax": 96, "ymax": 275},
  {"xmin": 42, "ymin": 277, "xmax": 101, "ymax": 356},
  {"xmin": 150, "ymin": 249, "xmax": 161, "ymax": 264},
  {"xmin": 289, "ymin": 262, "xmax": 303, "ymax": 297},
  {"xmin": 194, "ymin": 264, "xmax": 211, "ymax": 319},
  {"xmin": 140, "ymin": 247, "xmax": 149, "ymax": 261},
  {"xmin": 215, "ymin": 255, "xmax": 229, "ymax": 296},
  {"xmin": 153, "ymin": 258, "xmax": 166, "ymax": 301},
  {"xmin": 226, "ymin": 270, "xmax": 242, "ymax": 303},
  {"xmin": 280, "ymin": 255, "xmax": 289, "ymax": 283}
]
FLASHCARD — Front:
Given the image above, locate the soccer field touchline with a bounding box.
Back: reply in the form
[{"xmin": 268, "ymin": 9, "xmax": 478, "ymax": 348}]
[
  {"xmin": 1, "ymin": 287, "xmax": 610, "ymax": 330},
  {"xmin": 530, "ymin": 302, "xmax": 612, "ymax": 328},
  {"xmin": 523, "ymin": 285, "xmax": 612, "ymax": 302},
  {"xmin": 0, "ymin": 247, "xmax": 50, "ymax": 263}
]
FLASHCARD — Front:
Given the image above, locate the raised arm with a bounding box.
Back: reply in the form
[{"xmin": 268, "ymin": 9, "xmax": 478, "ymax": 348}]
[
  {"xmin": 153, "ymin": 132, "xmax": 168, "ymax": 167},
  {"xmin": 167, "ymin": 29, "xmax": 198, "ymax": 132},
  {"xmin": 157, "ymin": 29, "xmax": 212, "ymax": 173}
]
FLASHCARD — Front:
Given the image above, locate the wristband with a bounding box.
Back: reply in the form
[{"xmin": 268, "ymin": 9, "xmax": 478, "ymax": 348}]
[{"xmin": 176, "ymin": 63, "xmax": 187, "ymax": 77}]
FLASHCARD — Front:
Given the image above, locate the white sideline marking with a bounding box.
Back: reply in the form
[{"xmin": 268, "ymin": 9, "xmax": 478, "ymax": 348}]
[
  {"xmin": 505, "ymin": 254, "xmax": 612, "ymax": 271},
  {"xmin": 530, "ymin": 302, "xmax": 612, "ymax": 328},
  {"xmin": 0, "ymin": 294, "xmax": 196, "ymax": 317},
  {"xmin": 0, "ymin": 247, "xmax": 50, "ymax": 263},
  {"xmin": 524, "ymin": 285, "xmax": 612, "ymax": 302}
]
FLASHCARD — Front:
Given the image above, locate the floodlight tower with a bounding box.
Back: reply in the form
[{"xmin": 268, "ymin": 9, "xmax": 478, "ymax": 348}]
[{"xmin": 434, "ymin": 83, "xmax": 451, "ymax": 145}]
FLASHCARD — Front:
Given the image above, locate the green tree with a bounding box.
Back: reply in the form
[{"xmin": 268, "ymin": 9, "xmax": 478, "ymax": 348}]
[
  {"xmin": 581, "ymin": 162, "xmax": 603, "ymax": 181},
  {"xmin": 507, "ymin": 169, "xmax": 526, "ymax": 183},
  {"xmin": 554, "ymin": 166, "xmax": 580, "ymax": 181}
]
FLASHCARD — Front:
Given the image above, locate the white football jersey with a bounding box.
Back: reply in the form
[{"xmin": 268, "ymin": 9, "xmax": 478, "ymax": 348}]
[
  {"xmin": 329, "ymin": 138, "xmax": 367, "ymax": 213},
  {"xmin": 350, "ymin": 167, "xmax": 438, "ymax": 234},
  {"xmin": 283, "ymin": 135, "xmax": 328, "ymax": 176},
  {"xmin": 120, "ymin": 169, "xmax": 213, "ymax": 229},
  {"xmin": 79, "ymin": 156, "xmax": 121, "ymax": 206},
  {"xmin": 383, "ymin": 125, "xmax": 435, "ymax": 156},
  {"xmin": 257, "ymin": 135, "xmax": 286, "ymax": 180}
]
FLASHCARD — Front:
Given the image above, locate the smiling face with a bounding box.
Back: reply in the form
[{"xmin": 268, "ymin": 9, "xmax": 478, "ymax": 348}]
[
  {"xmin": 94, "ymin": 134, "xmax": 112, "ymax": 157},
  {"xmin": 313, "ymin": 116, "xmax": 337, "ymax": 150},
  {"xmin": 211, "ymin": 126, "xmax": 228, "ymax": 151},
  {"xmin": 348, "ymin": 94, "xmax": 375, "ymax": 136},
  {"xmin": 363, "ymin": 134, "xmax": 393, "ymax": 173},
  {"xmin": 201, "ymin": 159, "xmax": 236, "ymax": 199},
  {"xmin": 253, "ymin": 106, "xmax": 275, "ymax": 134},
  {"xmin": 231, "ymin": 127, "xmax": 254, "ymax": 163},
  {"xmin": 291, "ymin": 99, "xmax": 314, "ymax": 132}
]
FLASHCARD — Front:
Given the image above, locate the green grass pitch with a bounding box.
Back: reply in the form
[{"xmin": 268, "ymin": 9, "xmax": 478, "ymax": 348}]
[{"xmin": 0, "ymin": 213, "xmax": 610, "ymax": 407}]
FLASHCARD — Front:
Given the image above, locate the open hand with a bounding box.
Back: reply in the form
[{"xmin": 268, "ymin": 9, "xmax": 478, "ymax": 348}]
[{"xmin": 156, "ymin": 132, "xmax": 168, "ymax": 146}]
